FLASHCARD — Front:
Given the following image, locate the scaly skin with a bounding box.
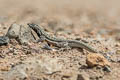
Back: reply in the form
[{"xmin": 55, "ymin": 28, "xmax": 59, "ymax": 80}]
[{"xmin": 27, "ymin": 23, "xmax": 98, "ymax": 53}]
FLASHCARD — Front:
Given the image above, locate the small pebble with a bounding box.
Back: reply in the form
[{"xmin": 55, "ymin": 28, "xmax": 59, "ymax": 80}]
[
  {"xmin": 86, "ymin": 53, "xmax": 111, "ymax": 67},
  {"xmin": 116, "ymin": 50, "xmax": 120, "ymax": 54},
  {"xmin": 103, "ymin": 66, "xmax": 111, "ymax": 72}
]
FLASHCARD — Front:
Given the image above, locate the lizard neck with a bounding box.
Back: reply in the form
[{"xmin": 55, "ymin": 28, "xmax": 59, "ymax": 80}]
[{"xmin": 41, "ymin": 30, "xmax": 66, "ymax": 42}]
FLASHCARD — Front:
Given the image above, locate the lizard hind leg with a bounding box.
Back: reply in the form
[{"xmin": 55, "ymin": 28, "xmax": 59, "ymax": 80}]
[{"xmin": 56, "ymin": 42, "xmax": 71, "ymax": 51}]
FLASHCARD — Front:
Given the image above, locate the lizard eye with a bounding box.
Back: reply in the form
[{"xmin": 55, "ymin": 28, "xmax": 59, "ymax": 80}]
[{"xmin": 27, "ymin": 23, "xmax": 32, "ymax": 27}]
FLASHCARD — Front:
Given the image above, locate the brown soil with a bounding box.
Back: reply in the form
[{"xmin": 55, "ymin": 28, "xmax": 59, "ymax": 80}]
[{"xmin": 0, "ymin": 0, "xmax": 120, "ymax": 80}]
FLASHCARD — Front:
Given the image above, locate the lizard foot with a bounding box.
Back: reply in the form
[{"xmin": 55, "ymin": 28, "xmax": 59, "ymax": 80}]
[{"xmin": 42, "ymin": 43, "xmax": 57, "ymax": 51}]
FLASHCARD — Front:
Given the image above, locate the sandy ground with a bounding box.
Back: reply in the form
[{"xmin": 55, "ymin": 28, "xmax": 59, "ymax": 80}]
[{"xmin": 0, "ymin": 0, "xmax": 120, "ymax": 80}]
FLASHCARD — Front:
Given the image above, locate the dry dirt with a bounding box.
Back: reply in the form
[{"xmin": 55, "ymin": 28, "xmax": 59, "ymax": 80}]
[{"xmin": 0, "ymin": 0, "xmax": 120, "ymax": 80}]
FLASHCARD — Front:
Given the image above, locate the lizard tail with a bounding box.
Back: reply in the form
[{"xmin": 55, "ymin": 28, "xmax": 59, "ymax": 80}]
[{"xmin": 68, "ymin": 40, "xmax": 98, "ymax": 53}]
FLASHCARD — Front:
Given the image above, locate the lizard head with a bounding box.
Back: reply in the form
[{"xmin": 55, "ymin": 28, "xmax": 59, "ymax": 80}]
[
  {"xmin": 27, "ymin": 23, "xmax": 40, "ymax": 29},
  {"xmin": 27, "ymin": 23, "xmax": 44, "ymax": 36}
]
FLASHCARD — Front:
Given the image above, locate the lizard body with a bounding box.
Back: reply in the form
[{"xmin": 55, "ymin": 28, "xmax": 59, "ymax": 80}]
[{"xmin": 27, "ymin": 23, "xmax": 98, "ymax": 53}]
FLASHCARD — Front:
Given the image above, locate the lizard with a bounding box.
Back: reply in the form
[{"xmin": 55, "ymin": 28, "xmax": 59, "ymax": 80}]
[{"xmin": 27, "ymin": 23, "xmax": 99, "ymax": 53}]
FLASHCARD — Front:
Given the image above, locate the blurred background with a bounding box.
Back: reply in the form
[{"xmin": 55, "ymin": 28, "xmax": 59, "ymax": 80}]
[{"xmin": 0, "ymin": 0, "xmax": 120, "ymax": 33}]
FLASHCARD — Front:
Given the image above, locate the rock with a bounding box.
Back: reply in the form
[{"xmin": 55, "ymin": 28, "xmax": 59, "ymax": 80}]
[
  {"xmin": 0, "ymin": 65, "xmax": 10, "ymax": 71},
  {"xmin": 2, "ymin": 55, "xmax": 63, "ymax": 80},
  {"xmin": 24, "ymin": 56, "xmax": 63, "ymax": 74},
  {"xmin": 6, "ymin": 23, "xmax": 20, "ymax": 39},
  {"xmin": 86, "ymin": 53, "xmax": 110, "ymax": 67},
  {"xmin": 61, "ymin": 70, "xmax": 78, "ymax": 80},
  {"xmin": 110, "ymin": 50, "xmax": 120, "ymax": 62},
  {"xmin": 6, "ymin": 23, "xmax": 36, "ymax": 44},
  {"xmin": 4, "ymin": 64, "xmax": 28, "ymax": 80},
  {"xmin": 0, "ymin": 36, "xmax": 9, "ymax": 46},
  {"xmin": 18, "ymin": 25, "xmax": 36, "ymax": 44},
  {"xmin": 77, "ymin": 72, "xmax": 90, "ymax": 80}
]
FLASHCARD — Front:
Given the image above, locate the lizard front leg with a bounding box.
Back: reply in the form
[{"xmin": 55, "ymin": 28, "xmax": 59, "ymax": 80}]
[
  {"xmin": 37, "ymin": 36, "xmax": 51, "ymax": 50},
  {"xmin": 37, "ymin": 36, "xmax": 57, "ymax": 51},
  {"xmin": 37, "ymin": 35, "xmax": 46, "ymax": 43}
]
